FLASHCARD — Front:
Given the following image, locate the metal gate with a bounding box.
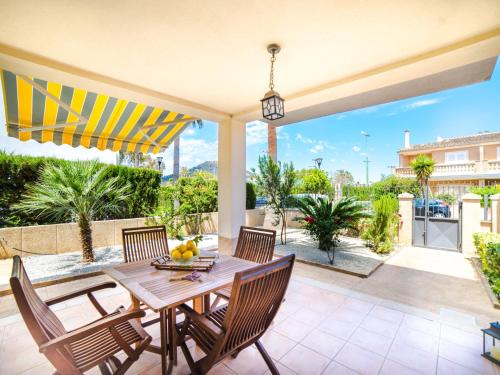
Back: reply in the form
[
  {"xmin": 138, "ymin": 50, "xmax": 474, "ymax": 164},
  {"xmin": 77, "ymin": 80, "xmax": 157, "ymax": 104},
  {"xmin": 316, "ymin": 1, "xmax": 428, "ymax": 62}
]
[{"xmin": 412, "ymin": 193, "xmax": 462, "ymax": 252}]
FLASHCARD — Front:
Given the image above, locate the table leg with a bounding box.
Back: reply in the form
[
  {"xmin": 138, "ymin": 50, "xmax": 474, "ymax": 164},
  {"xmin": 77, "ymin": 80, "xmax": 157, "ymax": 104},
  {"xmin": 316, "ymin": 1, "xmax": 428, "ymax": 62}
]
[
  {"xmin": 160, "ymin": 309, "xmax": 168, "ymax": 374},
  {"xmin": 167, "ymin": 307, "xmax": 177, "ymax": 365},
  {"xmin": 129, "ymin": 293, "xmax": 142, "ymax": 324}
]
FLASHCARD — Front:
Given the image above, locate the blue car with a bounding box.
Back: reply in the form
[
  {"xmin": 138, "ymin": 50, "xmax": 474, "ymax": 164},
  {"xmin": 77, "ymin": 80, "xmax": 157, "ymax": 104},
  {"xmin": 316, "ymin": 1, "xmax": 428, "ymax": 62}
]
[
  {"xmin": 255, "ymin": 197, "xmax": 268, "ymax": 207},
  {"xmin": 414, "ymin": 199, "xmax": 450, "ymax": 218}
]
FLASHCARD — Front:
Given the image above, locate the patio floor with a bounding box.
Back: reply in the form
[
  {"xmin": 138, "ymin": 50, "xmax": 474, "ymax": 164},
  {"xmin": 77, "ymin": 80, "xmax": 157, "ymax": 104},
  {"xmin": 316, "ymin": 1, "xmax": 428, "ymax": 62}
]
[{"xmin": 0, "ymin": 251, "xmax": 498, "ymax": 375}]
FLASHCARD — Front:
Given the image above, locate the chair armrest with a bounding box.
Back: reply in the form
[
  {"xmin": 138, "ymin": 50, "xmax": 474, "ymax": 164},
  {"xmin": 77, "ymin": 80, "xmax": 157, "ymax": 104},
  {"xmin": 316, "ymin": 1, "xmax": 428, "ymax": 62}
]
[
  {"xmin": 45, "ymin": 281, "xmax": 117, "ymax": 306},
  {"xmin": 177, "ymin": 303, "xmax": 223, "ymax": 337},
  {"xmin": 39, "ymin": 309, "xmax": 145, "ymax": 353}
]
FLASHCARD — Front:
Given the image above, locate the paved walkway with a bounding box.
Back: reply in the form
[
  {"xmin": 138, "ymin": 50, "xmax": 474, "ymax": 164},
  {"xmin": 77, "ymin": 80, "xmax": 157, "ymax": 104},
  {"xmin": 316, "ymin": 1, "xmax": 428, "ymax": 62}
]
[{"xmin": 294, "ymin": 246, "xmax": 498, "ymax": 327}]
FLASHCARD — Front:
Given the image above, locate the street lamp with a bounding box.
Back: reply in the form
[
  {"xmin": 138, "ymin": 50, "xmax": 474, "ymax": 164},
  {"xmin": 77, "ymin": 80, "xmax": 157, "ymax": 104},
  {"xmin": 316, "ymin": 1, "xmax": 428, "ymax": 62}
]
[
  {"xmin": 156, "ymin": 156, "xmax": 163, "ymax": 171},
  {"xmin": 313, "ymin": 158, "xmax": 323, "ymax": 169}
]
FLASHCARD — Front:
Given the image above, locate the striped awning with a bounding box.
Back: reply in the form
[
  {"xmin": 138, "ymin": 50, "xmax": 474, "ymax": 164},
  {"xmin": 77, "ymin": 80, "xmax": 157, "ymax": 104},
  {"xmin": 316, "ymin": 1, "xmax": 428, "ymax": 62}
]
[{"xmin": 1, "ymin": 69, "xmax": 199, "ymax": 154}]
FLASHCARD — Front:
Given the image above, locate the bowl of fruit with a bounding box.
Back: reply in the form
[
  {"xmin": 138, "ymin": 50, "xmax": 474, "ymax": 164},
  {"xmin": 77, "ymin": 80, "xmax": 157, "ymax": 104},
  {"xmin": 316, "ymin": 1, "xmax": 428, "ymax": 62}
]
[{"xmin": 170, "ymin": 240, "xmax": 200, "ymax": 266}]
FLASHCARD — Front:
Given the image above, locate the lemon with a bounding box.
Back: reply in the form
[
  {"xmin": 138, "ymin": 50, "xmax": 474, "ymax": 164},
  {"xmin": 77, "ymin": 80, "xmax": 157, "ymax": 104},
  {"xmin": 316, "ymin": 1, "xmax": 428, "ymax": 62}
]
[
  {"xmin": 186, "ymin": 240, "xmax": 195, "ymax": 250},
  {"xmin": 192, "ymin": 247, "xmax": 200, "ymax": 256},
  {"xmin": 182, "ymin": 250, "xmax": 193, "ymax": 260},
  {"xmin": 178, "ymin": 244, "xmax": 187, "ymax": 253},
  {"xmin": 171, "ymin": 250, "xmax": 182, "ymax": 260}
]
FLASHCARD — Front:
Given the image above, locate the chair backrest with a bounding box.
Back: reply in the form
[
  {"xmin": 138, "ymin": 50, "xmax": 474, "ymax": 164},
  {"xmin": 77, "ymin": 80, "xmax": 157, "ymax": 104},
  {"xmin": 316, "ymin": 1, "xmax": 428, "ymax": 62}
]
[
  {"xmin": 10, "ymin": 256, "xmax": 75, "ymax": 368},
  {"xmin": 122, "ymin": 225, "xmax": 169, "ymax": 263},
  {"xmin": 217, "ymin": 254, "xmax": 295, "ymax": 357},
  {"xmin": 234, "ymin": 226, "xmax": 276, "ymax": 264}
]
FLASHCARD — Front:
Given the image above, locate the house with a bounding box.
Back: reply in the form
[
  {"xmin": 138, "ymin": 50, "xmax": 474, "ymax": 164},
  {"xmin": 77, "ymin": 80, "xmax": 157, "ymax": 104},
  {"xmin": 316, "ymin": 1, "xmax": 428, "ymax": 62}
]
[{"xmin": 395, "ymin": 130, "xmax": 500, "ymax": 198}]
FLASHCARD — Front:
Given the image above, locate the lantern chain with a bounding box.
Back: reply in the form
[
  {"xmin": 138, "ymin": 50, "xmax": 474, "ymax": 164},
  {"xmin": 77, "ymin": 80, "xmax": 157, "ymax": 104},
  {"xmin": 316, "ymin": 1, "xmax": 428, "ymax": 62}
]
[{"xmin": 269, "ymin": 50, "xmax": 276, "ymax": 91}]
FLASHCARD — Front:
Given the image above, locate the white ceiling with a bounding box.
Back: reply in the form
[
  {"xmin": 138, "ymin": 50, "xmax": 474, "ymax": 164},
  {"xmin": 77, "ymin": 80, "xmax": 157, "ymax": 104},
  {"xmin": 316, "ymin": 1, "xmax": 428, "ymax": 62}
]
[{"xmin": 0, "ymin": 0, "xmax": 499, "ymax": 122}]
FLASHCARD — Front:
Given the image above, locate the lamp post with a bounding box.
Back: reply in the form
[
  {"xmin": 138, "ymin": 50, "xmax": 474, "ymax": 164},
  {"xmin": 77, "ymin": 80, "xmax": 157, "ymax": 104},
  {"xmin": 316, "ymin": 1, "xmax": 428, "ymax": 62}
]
[
  {"xmin": 313, "ymin": 158, "xmax": 323, "ymax": 170},
  {"xmin": 156, "ymin": 156, "xmax": 163, "ymax": 171}
]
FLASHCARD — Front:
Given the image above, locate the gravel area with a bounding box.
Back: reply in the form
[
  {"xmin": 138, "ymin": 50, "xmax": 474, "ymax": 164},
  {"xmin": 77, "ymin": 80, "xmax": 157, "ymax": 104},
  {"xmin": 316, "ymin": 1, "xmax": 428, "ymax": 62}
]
[
  {"xmin": 275, "ymin": 230, "xmax": 388, "ymax": 277},
  {"xmin": 22, "ymin": 234, "xmax": 218, "ymax": 283}
]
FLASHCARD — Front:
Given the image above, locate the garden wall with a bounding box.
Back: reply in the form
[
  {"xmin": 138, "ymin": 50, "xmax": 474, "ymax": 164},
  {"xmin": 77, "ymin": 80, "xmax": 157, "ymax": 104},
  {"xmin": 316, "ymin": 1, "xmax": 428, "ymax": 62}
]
[{"xmin": 0, "ymin": 208, "xmax": 266, "ymax": 259}]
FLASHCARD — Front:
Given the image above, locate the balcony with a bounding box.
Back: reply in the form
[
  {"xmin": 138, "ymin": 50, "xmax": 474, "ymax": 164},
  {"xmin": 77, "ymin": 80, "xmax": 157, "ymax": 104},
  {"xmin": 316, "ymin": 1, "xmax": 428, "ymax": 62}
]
[{"xmin": 395, "ymin": 160, "xmax": 500, "ymax": 179}]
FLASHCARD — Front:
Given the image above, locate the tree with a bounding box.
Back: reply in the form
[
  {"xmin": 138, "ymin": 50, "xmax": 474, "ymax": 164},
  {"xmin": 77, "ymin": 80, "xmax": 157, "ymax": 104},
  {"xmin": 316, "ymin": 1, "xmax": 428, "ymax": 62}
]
[
  {"xmin": 295, "ymin": 196, "xmax": 370, "ymax": 264},
  {"xmin": 361, "ymin": 194, "xmax": 399, "ymax": 254},
  {"xmin": 333, "ymin": 170, "xmax": 354, "ymax": 185},
  {"xmin": 252, "ymin": 155, "xmax": 297, "ymax": 244},
  {"xmin": 172, "ymin": 120, "xmax": 203, "ymax": 181},
  {"xmin": 14, "ymin": 161, "xmax": 130, "ymax": 262},
  {"xmin": 117, "ymin": 151, "xmax": 159, "ymax": 170},
  {"xmin": 410, "ymin": 154, "xmax": 435, "ymax": 197},
  {"xmin": 295, "ymin": 169, "xmax": 332, "ymax": 195}
]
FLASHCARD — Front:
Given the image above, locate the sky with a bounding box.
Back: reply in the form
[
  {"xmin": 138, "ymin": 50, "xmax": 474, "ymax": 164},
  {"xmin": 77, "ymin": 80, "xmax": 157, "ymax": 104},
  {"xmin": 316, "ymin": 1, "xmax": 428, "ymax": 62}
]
[{"xmin": 1, "ymin": 63, "xmax": 499, "ymax": 183}]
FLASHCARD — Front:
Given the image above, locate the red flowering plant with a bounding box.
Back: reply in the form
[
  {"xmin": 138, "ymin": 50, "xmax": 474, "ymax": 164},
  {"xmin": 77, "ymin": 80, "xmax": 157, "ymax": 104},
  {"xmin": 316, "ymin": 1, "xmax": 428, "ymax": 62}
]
[{"xmin": 295, "ymin": 196, "xmax": 370, "ymax": 264}]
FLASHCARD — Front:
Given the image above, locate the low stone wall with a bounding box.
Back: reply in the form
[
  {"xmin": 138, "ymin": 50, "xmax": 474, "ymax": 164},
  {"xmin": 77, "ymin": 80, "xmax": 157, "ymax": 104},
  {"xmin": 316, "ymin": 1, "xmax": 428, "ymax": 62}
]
[{"xmin": 0, "ymin": 208, "xmax": 266, "ymax": 259}]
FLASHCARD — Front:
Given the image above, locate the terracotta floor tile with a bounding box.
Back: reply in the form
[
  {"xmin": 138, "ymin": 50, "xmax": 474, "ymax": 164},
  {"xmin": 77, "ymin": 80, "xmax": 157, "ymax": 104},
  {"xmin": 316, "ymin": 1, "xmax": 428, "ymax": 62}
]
[
  {"xmin": 321, "ymin": 360, "xmax": 359, "ymax": 375},
  {"xmin": 439, "ymin": 339, "xmax": 495, "ymax": 375},
  {"xmin": 393, "ymin": 326, "xmax": 439, "ymax": 354},
  {"xmin": 318, "ymin": 318, "xmax": 358, "ymax": 340},
  {"xmin": 300, "ymin": 329, "xmax": 345, "ymax": 358},
  {"xmin": 437, "ymin": 357, "xmax": 484, "ymax": 375},
  {"xmin": 292, "ymin": 307, "xmax": 328, "ymax": 327},
  {"xmin": 360, "ymin": 315, "xmax": 400, "ymax": 338},
  {"xmin": 440, "ymin": 324, "xmax": 483, "ymax": 351},
  {"xmin": 402, "ymin": 314, "xmax": 440, "ymax": 337},
  {"xmin": 224, "ymin": 345, "xmax": 269, "ymax": 375},
  {"xmin": 387, "ymin": 341, "xmax": 438, "ymax": 374},
  {"xmin": 280, "ymin": 344, "xmax": 330, "ymax": 375},
  {"xmin": 329, "ymin": 306, "xmax": 367, "ymax": 325},
  {"xmin": 260, "ymin": 330, "xmax": 297, "ymax": 360},
  {"xmin": 273, "ymin": 317, "xmax": 311, "ymax": 342},
  {"xmin": 379, "ymin": 359, "xmax": 422, "ymax": 375},
  {"xmin": 334, "ymin": 342, "xmax": 384, "ymax": 375},
  {"xmin": 369, "ymin": 305, "xmax": 404, "ymax": 324},
  {"xmin": 349, "ymin": 327, "xmax": 394, "ymax": 356},
  {"xmin": 342, "ymin": 297, "xmax": 374, "ymax": 314}
]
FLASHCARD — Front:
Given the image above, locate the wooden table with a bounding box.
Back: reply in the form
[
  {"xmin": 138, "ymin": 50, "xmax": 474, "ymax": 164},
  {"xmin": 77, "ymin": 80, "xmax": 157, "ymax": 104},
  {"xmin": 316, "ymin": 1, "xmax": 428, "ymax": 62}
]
[{"xmin": 103, "ymin": 253, "xmax": 257, "ymax": 374}]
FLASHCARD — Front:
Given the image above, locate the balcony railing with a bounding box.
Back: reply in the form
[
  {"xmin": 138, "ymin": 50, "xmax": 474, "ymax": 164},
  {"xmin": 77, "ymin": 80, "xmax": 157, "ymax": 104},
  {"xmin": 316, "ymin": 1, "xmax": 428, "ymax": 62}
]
[{"xmin": 395, "ymin": 160, "xmax": 500, "ymax": 177}]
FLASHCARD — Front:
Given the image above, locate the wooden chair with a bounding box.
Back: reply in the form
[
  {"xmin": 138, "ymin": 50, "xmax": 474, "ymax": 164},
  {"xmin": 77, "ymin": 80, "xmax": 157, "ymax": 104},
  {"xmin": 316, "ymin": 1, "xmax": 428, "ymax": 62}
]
[
  {"xmin": 177, "ymin": 254, "xmax": 295, "ymax": 375},
  {"xmin": 122, "ymin": 225, "xmax": 169, "ymax": 263},
  {"xmin": 211, "ymin": 226, "xmax": 276, "ymax": 308},
  {"xmin": 10, "ymin": 255, "xmax": 151, "ymax": 375},
  {"xmin": 122, "ymin": 225, "xmax": 170, "ymax": 327}
]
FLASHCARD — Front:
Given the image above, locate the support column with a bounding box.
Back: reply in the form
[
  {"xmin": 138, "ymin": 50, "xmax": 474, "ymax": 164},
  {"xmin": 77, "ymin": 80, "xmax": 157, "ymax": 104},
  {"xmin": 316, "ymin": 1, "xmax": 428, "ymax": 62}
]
[
  {"xmin": 461, "ymin": 193, "xmax": 481, "ymax": 256},
  {"xmin": 491, "ymin": 193, "xmax": 500, "ymax": 234},
  {"xmin": 268, "ymin": 124, "xmax": 277, "ymax": 162},
  {"xmin": 398, "ymin": 193, "xmax": 414, "ymax": 246},
  {"xmin": 218, "ymin": 119, "xmax": 246, "ymax": 255}
]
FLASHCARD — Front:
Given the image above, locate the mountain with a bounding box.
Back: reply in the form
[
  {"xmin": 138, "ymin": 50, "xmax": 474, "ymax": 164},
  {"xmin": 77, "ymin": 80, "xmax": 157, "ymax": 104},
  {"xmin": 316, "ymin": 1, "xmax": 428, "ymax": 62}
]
[{"xmin": 162, "ymin": 161, "xmax": 218, "ymax": 182}]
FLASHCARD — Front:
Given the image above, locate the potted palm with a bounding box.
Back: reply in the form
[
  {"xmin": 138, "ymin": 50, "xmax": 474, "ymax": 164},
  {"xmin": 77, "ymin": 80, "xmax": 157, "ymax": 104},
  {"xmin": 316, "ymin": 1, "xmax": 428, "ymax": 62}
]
[{"xmin": 295, "ymin": 196, "xmax": 370, "ymax": 264}]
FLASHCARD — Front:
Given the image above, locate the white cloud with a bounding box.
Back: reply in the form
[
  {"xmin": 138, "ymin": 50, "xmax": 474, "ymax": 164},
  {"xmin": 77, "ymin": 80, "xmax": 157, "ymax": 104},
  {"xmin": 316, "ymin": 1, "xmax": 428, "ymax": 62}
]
[
  {"xmin": 403, "ymin": 98, "xmax": 442, "ymax": 109},
  {"xmin": 296, "ymin": 133, "xmax": 314, "ymax": 144},
  {"xmin": 310, "ymin": 144, "xmax": 324, "ymax": 154},
  {"xmin": 360, "ymin": 152, "xmax": 368, "ymax": 157},
  {"xmin": 183, "ymin": 128, "xmax": 196, "ymax": 136},
  {"xmin": 246, "ymin": 121, "xmax": 268, "ymax": 146},
  {"xmin": 352, "ymin": 146, "xmax": 360, "ymax": 152}
]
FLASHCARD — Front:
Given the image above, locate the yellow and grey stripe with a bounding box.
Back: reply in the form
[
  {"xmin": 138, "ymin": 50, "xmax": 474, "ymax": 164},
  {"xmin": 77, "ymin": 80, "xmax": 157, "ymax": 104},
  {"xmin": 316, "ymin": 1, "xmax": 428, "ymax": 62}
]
[{"xmin": 1, "ymin": 69, "xmax": 197, "ymax": 154}]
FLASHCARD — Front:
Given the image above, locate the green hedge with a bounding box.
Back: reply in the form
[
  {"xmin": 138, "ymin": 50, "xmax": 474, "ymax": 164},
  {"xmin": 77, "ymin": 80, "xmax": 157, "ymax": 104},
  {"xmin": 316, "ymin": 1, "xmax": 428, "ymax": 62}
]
[
  {"xmin": 0, "ymin": 151, "xmax": 161, "ymax": 227},
  {"xmin": 246, "ymin": 182, "xmax": 256, "ymax": 209},
  {"xmin": 473, "ymin": 232, "xmax": 500, "ymax": 299},
  {"xmin": 342, "ymin": 176, "xmax": 420, "ymax": 201}
]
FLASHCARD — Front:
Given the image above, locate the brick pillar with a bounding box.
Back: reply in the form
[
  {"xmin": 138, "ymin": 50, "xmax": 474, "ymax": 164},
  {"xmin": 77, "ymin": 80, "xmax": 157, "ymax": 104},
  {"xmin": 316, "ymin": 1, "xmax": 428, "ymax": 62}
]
[
  {"xmin": 268, "ymin": 124, "xmax": 277, "ymax": 162},
  {"xmin": 491, "ymin": 193, "xmax": 500, "ymax": 234},
  {"xmin": 398, "ymin": 193, "xmax": 414, "ymax": 246},
  {"xmin": 461, "ymin": 193, "xmax": 482, "ymax": 256}
]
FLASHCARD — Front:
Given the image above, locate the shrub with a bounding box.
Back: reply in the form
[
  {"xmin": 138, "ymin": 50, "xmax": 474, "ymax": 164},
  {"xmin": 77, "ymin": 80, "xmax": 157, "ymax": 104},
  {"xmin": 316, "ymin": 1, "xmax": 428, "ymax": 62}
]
[
  {"xmin": 0, "ymin": 151, "xmax": 160, "ymax": 227},
  {"xmin": 473, "ymin": 232, "xmax": 500, "ymax": 298},
  {"xmin": 434, "ymin": 192, "xmax": 457, "ymax": 205},
  {"xmin": 294, "ymin": 168, "xmax": 333, "ymax": 196},
  {"xmin": 246, "ymin": 182, "xmax": 257, "ymax": 209},
  {"xmin": 371, "ymin": 175, "xmax": 420, "ymax": 200},
  {"xmin": 295, "ymin": 197, "xmax": 370, "ymax": 264},
  {"xmin": 361, "ymin": 194, "xmax": 399, "ymax": 254},
  {"xmin": 342, "ymin": 185, "xmax": 372, "ymax": 201},
  {"xmin": 469, "ymin": 185, "xmax": 500, "ymax": 207}
]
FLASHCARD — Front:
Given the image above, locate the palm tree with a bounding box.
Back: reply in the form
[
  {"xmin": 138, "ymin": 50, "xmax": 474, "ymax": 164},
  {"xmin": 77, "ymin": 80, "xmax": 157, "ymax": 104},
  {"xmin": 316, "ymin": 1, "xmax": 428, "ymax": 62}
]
[
  {"xmin": 410, "ymin": 154, "xmax": 435, "ymax": 197},
  {"xmin": 14, "ymin": 161, "xmax": 131, "ymax": 262},
  {"xmin": 173, "ymin": 120, "xmax": 203, "ymax": 181},
  {"xmin": 295, "ymin": 196, "xmax": 370, "ymax": 263}
]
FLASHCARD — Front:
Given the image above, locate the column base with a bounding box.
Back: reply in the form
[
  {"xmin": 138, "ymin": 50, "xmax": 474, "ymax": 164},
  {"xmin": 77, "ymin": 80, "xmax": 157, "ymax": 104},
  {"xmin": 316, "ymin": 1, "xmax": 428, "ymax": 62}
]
[{"xmin": 217, "ymin": 236, "xmax": 238, "ymax": 256}]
